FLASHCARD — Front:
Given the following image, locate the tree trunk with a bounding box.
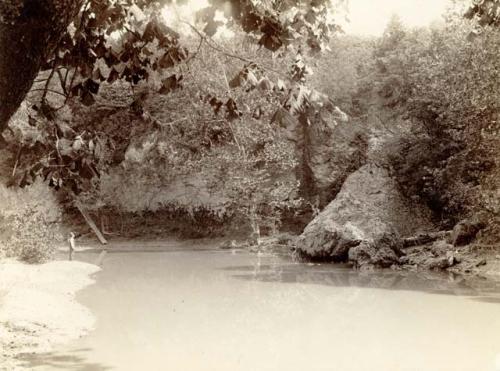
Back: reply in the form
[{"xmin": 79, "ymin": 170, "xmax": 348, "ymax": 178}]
[
  {"xmin": 0, "ymin": 0, "xmax": 83, "ymax": 143},
  {"xmin": 249, "ymin": 204, "xmax": 261, "ymax": 246}
]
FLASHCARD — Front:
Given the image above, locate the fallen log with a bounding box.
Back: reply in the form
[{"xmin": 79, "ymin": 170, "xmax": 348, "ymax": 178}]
[
  {"xmin": 75, "ymin": 202, "xmax": 108, "ymax": 245},
  {"xmin": 402, "ymin": 231, "xmax": 449, "ymax": 248}
]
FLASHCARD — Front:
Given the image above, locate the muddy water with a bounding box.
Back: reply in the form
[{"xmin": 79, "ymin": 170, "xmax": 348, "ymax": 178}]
[{"xmin": 25, "ymin": 249, "xmax": 500, "ymax": 371}]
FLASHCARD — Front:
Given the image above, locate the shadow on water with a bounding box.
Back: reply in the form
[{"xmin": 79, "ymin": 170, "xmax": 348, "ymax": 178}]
[
  {"xmin": 222, "ymin": 259, "xmax": 500, "ymax": 304},
  {"xmin": 18, "ymin": 348, "xmax": 111, "ymax": 371}
]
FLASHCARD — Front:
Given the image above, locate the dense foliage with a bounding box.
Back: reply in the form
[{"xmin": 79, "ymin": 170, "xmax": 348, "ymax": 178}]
[
  {"xmin": 3, "ymin": 0, "xmax": 347, "ymax": 195},
  {"xmin": 74, "ymin": 38, "xmax": 302, "ymax": 236},
  {"xmin": 0, "ymin": 0, "xmax": 345, "ymax": 136},
  {"xmin": 313, "ymin": 10, "xmax": 500, "ymax": 233},
  {"xmin": 375, "ymin": 15, "xmax": 499, "ymax": 226},
  {"xmin": 0, "ymin": 179, "xmax": 62, "ymax": 262},
  {"xmin": 465, "ymin": 0, "xmax": 500, "ymax": 26}
]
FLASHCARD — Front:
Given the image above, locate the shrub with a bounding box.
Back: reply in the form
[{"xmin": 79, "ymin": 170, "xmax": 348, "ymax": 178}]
[{"xmin": 0, "ymin": 179, "xmax": 62, "ymax": 263}]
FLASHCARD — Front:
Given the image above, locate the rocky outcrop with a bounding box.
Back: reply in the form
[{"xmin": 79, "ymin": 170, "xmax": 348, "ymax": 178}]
[
  {"xmin": 278, "ymin": 106, "xmax": 368, "ymax": 207},
  {"xmin": 450, "ymin": 216, "xmax": 486, "ymax": 247},
  {"xmin": 296, "ymin": 164, "xmax": 434, "ymax": 265},
  {"xmin": 402, "ymin": 239, "xmax": 464, "ymax": 271},
  {"xmin": 305, "ymin": 115, "xmax": 368, "ymax": 207},
  {"xmin": 348, "ymin": 234, "xmax": 402, "ymax": 269}
]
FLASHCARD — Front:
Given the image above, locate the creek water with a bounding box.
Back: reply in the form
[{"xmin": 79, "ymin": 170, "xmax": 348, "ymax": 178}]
[{"xmin": 24, "ymin": 248, "xmax": 500, "ymax": 371}]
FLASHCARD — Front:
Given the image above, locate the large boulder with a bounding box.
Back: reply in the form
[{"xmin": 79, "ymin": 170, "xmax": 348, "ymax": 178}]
[{"xmin": 297, "ymin": 164, "xmax": 433, "ymax": 263}]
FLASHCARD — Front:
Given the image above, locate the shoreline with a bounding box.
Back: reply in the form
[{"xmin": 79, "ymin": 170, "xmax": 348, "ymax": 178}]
[
  {"xmin": 0, "ymin": 259, "xmax": 100, "ymax": 370},
  {"xmin": 68, "ymin": 235, "xmax": 500, "ymax": 281}
]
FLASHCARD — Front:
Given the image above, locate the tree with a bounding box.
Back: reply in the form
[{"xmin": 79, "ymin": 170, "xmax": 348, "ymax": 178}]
[
  {"xmin": 0, "ymin": 0, "xmax": 84, "ymax": 144},
  {"xmin": 369, "ymin": 8, "xmax": 500, "ymax": 227},
  {"xmin": 376, "ymin": 13, "xmax": 406, "ymax": 57},
  {"xmin": 1, "ymin": 0, "xmax": 352, "ymax": 207},
  {"xmin": 0, "ymin": 0, "xmax": 344, "ymax": 146}
]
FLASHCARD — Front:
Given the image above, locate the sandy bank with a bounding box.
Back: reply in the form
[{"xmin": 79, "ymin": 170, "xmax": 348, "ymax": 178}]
[{"xmin": 0, "ymin": 260, "xmax": 100, "ymax": 370}]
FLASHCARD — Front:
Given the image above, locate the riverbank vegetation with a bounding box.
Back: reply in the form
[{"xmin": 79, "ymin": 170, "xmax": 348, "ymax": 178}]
[
  {"xmin": 314, "ymin": 11, "xmax": 500, "ymax": 231},
  {"xmin": 0, "ymin": 0, "xmax": 499, "ymax": 271},
  {"xmin": 0, "ymin": 179, "xmax": 62, "ymax": 262}
]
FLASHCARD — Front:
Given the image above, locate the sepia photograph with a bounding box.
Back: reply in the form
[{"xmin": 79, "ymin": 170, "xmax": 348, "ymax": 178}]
[{"xmin": 1, "ymin": 0, "xmax": 500, "ymax": 370}]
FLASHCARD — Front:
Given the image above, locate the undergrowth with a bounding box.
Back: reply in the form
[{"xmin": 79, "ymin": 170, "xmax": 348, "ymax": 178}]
[{"xmin": 0, "ymin": 179, "xmax": 62, "ymax": 263}]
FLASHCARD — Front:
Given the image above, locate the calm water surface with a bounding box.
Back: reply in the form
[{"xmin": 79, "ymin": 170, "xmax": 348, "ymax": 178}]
[{"xmin": 25, "ymin": 249, "xmax": 500, "ymax": 371}]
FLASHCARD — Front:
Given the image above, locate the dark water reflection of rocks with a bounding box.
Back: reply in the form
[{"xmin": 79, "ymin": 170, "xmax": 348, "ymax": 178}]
[{"xmin": 226, "ymin": 259, "xmax": 500, "ymax": 303}]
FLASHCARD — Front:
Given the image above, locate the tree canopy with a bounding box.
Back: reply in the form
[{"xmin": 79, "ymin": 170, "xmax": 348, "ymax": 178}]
[{"xmin": 0, "ymin": 0, "xmax": 345, "ymax": 143}]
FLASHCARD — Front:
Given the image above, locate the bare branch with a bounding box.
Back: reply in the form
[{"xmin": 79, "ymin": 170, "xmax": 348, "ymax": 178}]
[
  {"xmin": 181, "ymin": 21, "xmax": 287, "ymax": 78},
  {"xmin": 56, "ymin": 69, "xmax": 68, "ymax": 95},
  {"xmin": 29, "ymin": 88, "xmax": 68, "ymax": 98},
  {"xmin": 41, "ymin": 67, "xmax": 57, "ymax": 101}
]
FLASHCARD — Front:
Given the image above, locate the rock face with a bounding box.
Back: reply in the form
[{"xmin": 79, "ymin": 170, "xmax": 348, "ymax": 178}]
[
  {"xmin": 297, "ymin": 164, "xmax": 433, "ymax": 265},
  {"xmin": 305, "ymin": 117, "xmax": 368, "ymax": 207},
  {"xmin": 278, "ymin": 106, "xmax": 368, "ymax": 208}
]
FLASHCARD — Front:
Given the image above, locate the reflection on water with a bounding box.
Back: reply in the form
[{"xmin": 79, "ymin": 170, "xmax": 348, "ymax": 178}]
[
  {"xmin": 19, "ymin": 348, "xmax": 110, "ymax": 371},
  {"xmin": 26, "ymin": 249, "xmax": 500, "ymax": 371},
  {"xmin": 223, "ymin": 258, "xmax": 500, "ymax": 303}
]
